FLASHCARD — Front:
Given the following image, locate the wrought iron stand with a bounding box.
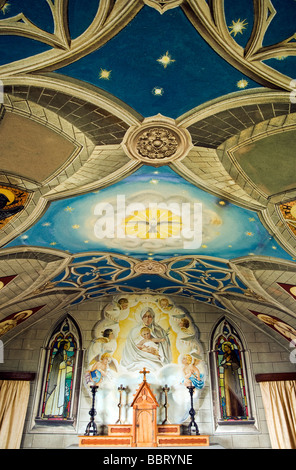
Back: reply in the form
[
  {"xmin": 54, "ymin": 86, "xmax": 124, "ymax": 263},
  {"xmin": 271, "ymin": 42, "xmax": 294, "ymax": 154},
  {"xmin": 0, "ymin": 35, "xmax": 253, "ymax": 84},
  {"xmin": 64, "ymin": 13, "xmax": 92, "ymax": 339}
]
[
  {"xmin": 85, "ymin": 385, "xmax": 98, "ymax": 435},
  {"xmin": 187, "ymin": 385, "xmax": 199, "ymax": 435}
]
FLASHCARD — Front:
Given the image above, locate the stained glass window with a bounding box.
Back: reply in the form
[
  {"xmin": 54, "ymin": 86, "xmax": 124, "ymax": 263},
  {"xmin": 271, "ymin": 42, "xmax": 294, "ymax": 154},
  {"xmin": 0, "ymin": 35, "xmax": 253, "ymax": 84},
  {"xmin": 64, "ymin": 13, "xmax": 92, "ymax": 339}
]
[
  {"xmin": 212, "ymin": 319, "xmax": 250, "ymax": 422},
  {"xmin": 40, "ymin": 318, "xmax": 78, "ymax": 421}
]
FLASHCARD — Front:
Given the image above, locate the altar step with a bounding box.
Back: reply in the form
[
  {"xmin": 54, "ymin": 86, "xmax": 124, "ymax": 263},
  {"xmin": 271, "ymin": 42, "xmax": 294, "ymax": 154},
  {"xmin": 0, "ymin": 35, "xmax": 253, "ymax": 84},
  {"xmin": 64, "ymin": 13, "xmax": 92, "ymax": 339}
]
[{"xmin": 79, "ymin": 424, "xmax": 209, "ymax": 448}]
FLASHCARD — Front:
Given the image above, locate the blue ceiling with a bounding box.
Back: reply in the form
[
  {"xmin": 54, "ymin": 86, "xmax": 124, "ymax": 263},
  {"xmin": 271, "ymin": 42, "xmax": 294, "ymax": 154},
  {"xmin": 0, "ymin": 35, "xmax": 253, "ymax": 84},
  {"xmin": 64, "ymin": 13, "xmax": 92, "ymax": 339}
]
[
  {"xmin": 56, "ymin": 6, "xmax": 261, "ymax": 118},
  {"xmin": 6, "ymin": 165, "xmax": 293, "ymax": 261},
  {"xmin": 1, "ymin": 0, "xmax": 296, "ymax": 310}
]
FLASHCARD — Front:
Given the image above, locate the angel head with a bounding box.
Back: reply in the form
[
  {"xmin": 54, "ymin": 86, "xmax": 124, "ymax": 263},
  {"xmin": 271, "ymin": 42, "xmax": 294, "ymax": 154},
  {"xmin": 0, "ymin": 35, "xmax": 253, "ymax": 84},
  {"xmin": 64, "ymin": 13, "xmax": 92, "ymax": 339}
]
[
  {"xmin": 179, "ymin": 318, "xmax": 190, "ymax": 330},
  {"xmin": 102, "ymin": 328, "xmax": 114, "ymax": 340},
  {"xmin": 100, "ymin": 352, "xmax": 111, "ymax": 364}
]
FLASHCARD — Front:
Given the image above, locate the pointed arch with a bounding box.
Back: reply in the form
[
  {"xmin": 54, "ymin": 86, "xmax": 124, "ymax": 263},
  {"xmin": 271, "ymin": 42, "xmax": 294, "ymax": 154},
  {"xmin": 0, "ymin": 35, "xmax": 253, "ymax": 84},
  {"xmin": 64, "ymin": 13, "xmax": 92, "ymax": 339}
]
[
  {"xmin": 34, "ymin": 314, "xmax": 83, "ymax": 429},
  {"xmin": 209, "ymin": 317, "xmax": 257, "ymax": 432}
]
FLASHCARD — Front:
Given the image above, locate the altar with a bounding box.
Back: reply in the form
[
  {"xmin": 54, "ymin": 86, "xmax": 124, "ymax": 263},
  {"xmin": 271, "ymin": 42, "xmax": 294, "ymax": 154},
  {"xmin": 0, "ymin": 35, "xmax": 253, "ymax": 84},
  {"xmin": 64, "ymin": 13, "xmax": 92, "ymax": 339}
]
[{"xmin": 79, "ymin": 368, "xmax": 209, "ymax": 448}]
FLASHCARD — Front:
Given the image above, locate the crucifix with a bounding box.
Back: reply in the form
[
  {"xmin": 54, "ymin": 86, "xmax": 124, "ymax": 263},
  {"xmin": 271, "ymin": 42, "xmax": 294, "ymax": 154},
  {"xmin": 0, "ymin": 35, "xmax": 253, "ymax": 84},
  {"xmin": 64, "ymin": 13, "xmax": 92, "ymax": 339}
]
[
  {"xmin": 140, "ymin": 367, "xmax": 150, "ymax": 382},
  {"xmin": 116, "ymin": 384, "xmax": 126, "ymax": 424},
  {"xmin": 162, "ymin": 384, "xmax": 171, "ymax": 424}
]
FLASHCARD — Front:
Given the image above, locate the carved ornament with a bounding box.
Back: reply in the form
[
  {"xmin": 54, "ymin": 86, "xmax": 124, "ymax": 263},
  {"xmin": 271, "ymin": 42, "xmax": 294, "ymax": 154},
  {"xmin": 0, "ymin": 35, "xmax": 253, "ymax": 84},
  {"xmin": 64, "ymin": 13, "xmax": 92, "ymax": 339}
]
[{"xmin": 122, "ymin": 115, "xmax": 193, "ymax": 166}]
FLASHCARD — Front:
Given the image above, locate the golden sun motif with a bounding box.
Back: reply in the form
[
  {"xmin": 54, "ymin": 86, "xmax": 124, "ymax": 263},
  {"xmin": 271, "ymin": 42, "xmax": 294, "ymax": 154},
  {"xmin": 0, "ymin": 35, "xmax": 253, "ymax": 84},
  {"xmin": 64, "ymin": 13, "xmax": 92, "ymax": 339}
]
[
  {"xmin": 157, "ymin": 51, "xmax": 175, "ymax": 68},
  {"xmin": 229, "ymin": 19, "xmax": 248, "ymax": 37},
  {"xmin": 123, "ymin": 207, "xmax": 182, "ymax": 240}
]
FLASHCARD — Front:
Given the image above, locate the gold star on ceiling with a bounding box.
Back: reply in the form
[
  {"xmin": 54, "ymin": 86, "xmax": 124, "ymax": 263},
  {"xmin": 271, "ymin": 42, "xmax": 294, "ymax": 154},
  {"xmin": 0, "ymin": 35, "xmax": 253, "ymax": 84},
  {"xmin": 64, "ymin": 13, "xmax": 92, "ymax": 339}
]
[
  {"xmin": 64, "ymin": 206, "xmax": 74, "ymax": 212},
  {"xmin": 0, "ymin": 1, "xmax": 10, "ymax": 14},
  {"xmin": 237, "ymin": 79, "xmax": 248, "ymax": 89},
  {"xmin": 228, "ymin": 19, "xmax": 248, "ymax": 37},
  {"xmin": 157, "ymin": 51, "xmax": 175, "ymax": 69},
  {"xmin": 99, "ymin": 68, "xmax": 111, "ymax": 80},
  {"xmin": 152, "ymin": 87, "xmax": 164, "ymax": 96}
]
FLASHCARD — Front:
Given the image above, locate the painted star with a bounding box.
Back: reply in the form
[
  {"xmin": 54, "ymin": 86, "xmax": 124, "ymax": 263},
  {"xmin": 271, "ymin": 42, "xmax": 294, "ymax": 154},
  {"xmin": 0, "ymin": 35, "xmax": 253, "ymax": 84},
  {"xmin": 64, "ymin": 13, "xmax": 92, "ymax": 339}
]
[
  {"xmin": 65, "ymin": 206, "xmax": 74, "ymax": 213},
  {"xmin": 152, "ymin": 87, "xmax": 164, "ymax": 96},
  {"xmin": 157, "ymin": 51, "xmax": 175, "ymax": 69},
  {"xmin": 99, "ymin": 68, "xmax": 111, "ymax": 80},
  {"xmin": 0, "ymin": 1, "xmax": 10, "ymax": 14},
  {"xmin": 72, "ymin": 224, "xmax": 80, "ymax": 229},
  {"xmin": 229, "ymin": 19, "xmax": 248, "ymax": 37},
  {"xmin": 237, "ymin": 79, "xmax": 248, "ymax": 89}
]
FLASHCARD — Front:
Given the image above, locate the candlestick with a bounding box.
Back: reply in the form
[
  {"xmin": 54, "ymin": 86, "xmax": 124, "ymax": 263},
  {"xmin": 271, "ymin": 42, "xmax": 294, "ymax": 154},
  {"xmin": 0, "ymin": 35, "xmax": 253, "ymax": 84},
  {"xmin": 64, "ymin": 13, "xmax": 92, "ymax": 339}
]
[
  {"xmin": 84, "ymin": 385, "xmax": 98, "ymax": 435},
  {"xmin": 187, "ymin": 385, "xmax": 199, "ymax": 435}
]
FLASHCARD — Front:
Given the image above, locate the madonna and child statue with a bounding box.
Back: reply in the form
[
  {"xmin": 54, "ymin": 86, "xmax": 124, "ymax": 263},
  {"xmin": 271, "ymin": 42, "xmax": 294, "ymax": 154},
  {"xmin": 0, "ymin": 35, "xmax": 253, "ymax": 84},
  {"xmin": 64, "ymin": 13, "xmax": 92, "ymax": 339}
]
[{"xmin": 84, "ymin": 294, "xmax": 205, "ymax": 426}]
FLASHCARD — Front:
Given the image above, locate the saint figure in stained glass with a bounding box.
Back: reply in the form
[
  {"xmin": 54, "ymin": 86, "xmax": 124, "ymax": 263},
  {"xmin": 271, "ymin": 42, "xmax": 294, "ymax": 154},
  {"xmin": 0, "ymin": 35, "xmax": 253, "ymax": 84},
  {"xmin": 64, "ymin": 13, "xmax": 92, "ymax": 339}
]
[
  {"xmin": 219, "ymin": 341, "xmax": 245, "ymax": 417},
  {"xmin": 42, "ymin": 333, "xmax": 76, "ymax": 419},
  {"xmin": 215, "ymin": 327, "xmax": 248, "ymax": 420}
]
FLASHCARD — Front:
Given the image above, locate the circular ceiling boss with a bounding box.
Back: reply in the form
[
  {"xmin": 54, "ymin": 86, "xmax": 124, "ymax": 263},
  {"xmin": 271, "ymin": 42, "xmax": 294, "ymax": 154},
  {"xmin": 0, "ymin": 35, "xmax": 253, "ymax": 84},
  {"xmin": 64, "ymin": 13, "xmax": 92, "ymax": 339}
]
[{"xmin": 122, "ymin": 114, "xmax": 193, "ymax": 166}]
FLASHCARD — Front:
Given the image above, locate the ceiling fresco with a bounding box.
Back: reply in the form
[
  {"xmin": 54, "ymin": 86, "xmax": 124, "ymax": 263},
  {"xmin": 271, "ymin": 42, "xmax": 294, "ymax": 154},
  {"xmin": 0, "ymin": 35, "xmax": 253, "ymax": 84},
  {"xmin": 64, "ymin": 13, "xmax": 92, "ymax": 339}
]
[
  {"xmin": 0, "ymin": 0, "xmax": 296, "ymax": 351},
  {"xmin": 6, "ymin": 165, "xmax": 292, "ymax": 260}
]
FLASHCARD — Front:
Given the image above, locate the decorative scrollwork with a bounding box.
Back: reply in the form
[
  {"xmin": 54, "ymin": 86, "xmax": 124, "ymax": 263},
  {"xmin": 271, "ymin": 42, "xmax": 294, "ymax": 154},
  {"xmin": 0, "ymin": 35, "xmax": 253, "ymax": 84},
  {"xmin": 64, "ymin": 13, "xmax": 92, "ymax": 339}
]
[
  {"xmin": 53, "ymin": 252, "xmax": 247, "ymax": 307},
  {"xmin": 134, "ymin": 259, "xmax": 167, "ymax": 274}
]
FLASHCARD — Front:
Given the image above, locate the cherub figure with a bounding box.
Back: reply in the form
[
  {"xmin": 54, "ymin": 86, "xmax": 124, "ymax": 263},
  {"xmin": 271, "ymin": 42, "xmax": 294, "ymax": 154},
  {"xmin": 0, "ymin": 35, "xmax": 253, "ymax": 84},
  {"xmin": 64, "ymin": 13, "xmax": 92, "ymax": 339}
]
[
  {"xmin": 86, "ymin": 352, "xmax": 111, "ymax": 387},
  {"xmin": 181, "ymin": 354, "xmax": 204, "ymax": 389}
]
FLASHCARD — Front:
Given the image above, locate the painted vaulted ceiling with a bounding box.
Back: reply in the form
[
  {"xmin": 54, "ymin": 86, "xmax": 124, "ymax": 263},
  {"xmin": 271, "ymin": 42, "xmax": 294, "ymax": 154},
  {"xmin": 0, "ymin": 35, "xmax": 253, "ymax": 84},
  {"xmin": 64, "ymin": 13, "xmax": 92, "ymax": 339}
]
[{"xmin": 0, "ymin": 0, "xmax": 296, "ymax": 352}]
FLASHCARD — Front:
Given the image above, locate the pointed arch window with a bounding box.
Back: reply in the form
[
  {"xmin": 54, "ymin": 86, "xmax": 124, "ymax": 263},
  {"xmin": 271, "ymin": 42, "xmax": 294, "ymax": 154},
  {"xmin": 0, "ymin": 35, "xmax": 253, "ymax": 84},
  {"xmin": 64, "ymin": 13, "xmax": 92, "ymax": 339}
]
[
  {"xmin": 210, "ymin": 318, "xmax": 257, "ymax": 431},
  {"xmin": 35, "ymin": 315, "xmax": 82, "ymax": 428}
]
